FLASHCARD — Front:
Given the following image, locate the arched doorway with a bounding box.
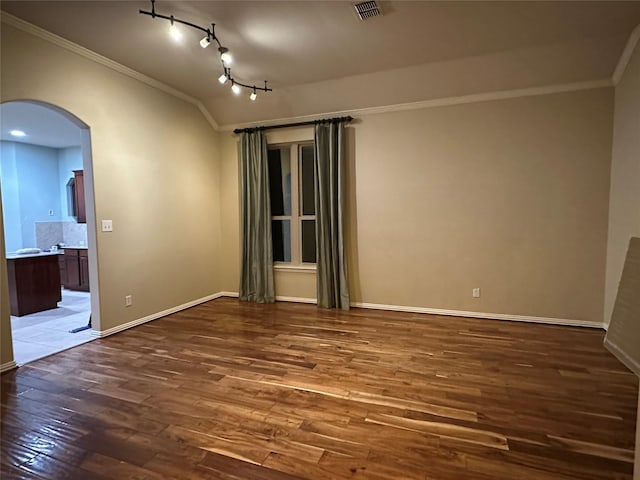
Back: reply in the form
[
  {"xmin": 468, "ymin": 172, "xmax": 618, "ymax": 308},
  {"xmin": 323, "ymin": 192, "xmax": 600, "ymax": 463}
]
[{"xmin": 0, "ymin": 100, "xmax": 100, "ymax": 367}]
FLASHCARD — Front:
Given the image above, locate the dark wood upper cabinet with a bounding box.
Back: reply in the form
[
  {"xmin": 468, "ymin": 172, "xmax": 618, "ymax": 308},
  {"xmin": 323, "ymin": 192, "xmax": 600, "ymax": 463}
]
[{"xmin": 72, "ymin": 170, "xmax": 86, "ymax": 224}]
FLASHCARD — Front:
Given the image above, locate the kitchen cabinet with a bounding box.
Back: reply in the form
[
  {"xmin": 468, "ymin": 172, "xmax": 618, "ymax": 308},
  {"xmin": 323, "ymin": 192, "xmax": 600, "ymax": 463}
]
[
  {"xmin": 59, "ymin": 254, "xmax": 67, "ymax": 286},
  {"xmin": 7, "ymin": 253, "xmax": 62, "ymax": 316},
  {"xmin": 63, "ymin": 248, "xmax": 89, "ymax": 291},
  {"xmin": 72, "ymin": 170, "xmax": 86, "ymax": 224}
]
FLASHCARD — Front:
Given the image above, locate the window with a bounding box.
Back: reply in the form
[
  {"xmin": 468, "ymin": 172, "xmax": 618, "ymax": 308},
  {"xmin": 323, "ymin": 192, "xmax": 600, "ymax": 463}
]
[{"xmin": 268, "ymin": 143, "xmax": 316, "ymax": 265}]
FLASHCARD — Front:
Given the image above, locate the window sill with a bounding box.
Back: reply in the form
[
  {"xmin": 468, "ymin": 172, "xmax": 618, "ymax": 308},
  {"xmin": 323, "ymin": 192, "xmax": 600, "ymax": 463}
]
[{"xmin": 274, "ymin": 264, "xmax": 317, "ymax": 273}]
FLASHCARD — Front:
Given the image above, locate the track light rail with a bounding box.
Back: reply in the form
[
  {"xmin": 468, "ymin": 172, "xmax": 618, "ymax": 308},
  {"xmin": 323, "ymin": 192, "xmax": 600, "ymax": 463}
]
[{"xmin": 139, "ymin": 0, "xmax": 272, "ymax": 99}]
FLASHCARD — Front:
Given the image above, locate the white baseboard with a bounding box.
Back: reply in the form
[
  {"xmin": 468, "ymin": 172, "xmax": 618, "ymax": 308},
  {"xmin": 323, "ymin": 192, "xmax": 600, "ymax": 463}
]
[
  {"xmin": 604, "ymin": 337, "xmax": 640, "ymax": 377},
  {"xmin": 219, "ymin": 291, "xmax": 239, "ymax": 298},
  {"xmin": 87, "ymin": 292, "xmax": 605, "ymax": 342},
  {"xmin": 4, "ymin": 292, "xmax": 600, "ymax": 369},
  {"xmin": 350, "ymin": 301, "xmax": 604, "ymax": 329},
  {"xmin": 221, "ymin": 292, "xmax": 317, "ymax": 304},
  {"xmin": 93, "ymin": 292, "xmax": 226, "ymax": 338},
  {"xmin": 1, "ymin": 361, "xmax": 17, "ymax": 373},
  {"xmin": 222, "ymin": 292, "xmax": 317, "ymax": 304},
  {"xmin": 218, "ymin": 292, "xmax": 602, "ymax": 329},
  {"xmin": 275, "ymin": 295, "xmax": 317, "ymax": 304}
]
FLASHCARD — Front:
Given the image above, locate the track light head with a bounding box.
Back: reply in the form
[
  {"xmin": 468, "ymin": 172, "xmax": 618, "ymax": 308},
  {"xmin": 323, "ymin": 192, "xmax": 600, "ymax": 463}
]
[
  {"xmin": 168, "ymin": 16, "xmax": 181, "ymax": 40},
  {"xmin": 219, "ymin": 47, "xmax": 232, "ymax": 65},
  {"xmin": 218, "ymin": 73, "xmax": 228, "ymax": 84},
  {"xmin": 250, "ymin": 89, "xmax": 257, "ymax": 101},
  {"xmin": 231, "ymin": 82, "xmax": 241, "ymax": 95},
  {"xmin": 200, "ymin": 36, "xmax": 211, "ymax": 48}
]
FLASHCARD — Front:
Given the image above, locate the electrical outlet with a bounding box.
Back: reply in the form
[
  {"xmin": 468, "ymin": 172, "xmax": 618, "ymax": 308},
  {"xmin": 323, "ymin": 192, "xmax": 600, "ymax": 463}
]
[
  {"xmin": 472, "ymin": 288, "xmax": 481, "ymax": 298},
  {"xmin": 125, "ymin": 295, "xmax": 133, "ymax": 307},
  {"xmin": 102, "ymin": 220, "xmax": 113, "ymax": 232}
]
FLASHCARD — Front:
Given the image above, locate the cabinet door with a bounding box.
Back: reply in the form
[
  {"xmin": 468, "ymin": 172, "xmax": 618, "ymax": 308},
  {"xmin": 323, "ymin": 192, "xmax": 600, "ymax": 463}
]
[
  {"xmin": 73, "ymin": 170, "xmax": 86, "ymax": 224},
  {"xmin": 79, "ymin": 253, "xmax": 90, "ymax": 291},
  {"xmin": 59, "ymin": 255, "xmax": 67, "ymax": 287},
  {"xmin": 65, "ymin": 252, "xmax": 80, "ymax": 289}
]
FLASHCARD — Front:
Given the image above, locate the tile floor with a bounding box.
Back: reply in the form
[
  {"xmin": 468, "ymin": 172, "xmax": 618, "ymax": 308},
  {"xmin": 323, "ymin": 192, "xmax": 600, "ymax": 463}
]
[{"xmin": 10, "ymin": 289, "xmax": 93, "ymax": 365}]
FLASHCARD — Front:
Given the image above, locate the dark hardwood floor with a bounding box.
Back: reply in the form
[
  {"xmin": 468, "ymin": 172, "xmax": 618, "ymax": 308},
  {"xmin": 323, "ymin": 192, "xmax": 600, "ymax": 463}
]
[{"xmin": 1, "ymin": 298, "xmax": 637, "ymax": 479}]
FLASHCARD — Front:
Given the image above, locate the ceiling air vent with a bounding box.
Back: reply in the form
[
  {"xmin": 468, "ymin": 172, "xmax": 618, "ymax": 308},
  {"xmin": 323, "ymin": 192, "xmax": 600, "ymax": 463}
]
[{"xmin": 354, "ymin": 1, "xmax": 382, "ymax": 21}]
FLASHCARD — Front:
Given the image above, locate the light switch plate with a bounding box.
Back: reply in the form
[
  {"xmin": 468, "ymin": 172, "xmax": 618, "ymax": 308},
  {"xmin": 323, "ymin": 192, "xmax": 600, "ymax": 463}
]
[{"xmin": 101, "ymin": 220, "xmax": 113, "ymax": 232}]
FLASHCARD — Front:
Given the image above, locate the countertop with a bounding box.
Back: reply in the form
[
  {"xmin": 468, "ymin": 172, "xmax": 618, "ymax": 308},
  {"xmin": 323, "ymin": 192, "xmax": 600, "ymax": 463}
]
[
  {"xmin": 6, "ymin": 246, "xmax": 88, "ymax": 260},
  {"xmin": 6, "ymin": 251, "xmax": 63, "ymax": 260}
]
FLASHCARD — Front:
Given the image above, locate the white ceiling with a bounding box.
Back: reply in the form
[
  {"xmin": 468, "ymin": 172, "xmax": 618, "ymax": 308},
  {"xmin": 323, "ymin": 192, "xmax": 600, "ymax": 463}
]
[
  {"xmin": 2, "ymin": 1, "xmax": 640, "ymax": 127},
  {"xmin": 0, "ymin": 102, "xmax": 82, "ymax": 148}
]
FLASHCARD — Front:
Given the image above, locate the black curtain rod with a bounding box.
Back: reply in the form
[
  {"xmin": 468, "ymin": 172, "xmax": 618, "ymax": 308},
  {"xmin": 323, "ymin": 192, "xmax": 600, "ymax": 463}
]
[{"xmin": 233, "ymin": 116, "xmax": 354, "ymax": 134}]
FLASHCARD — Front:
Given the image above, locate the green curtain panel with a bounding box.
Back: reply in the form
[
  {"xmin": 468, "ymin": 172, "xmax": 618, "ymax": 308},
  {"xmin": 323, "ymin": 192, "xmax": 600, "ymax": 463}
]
[
  {"xmin": 314, "ymin": 122, "xmax": 350, "ymax": 310},
  {"xmin": 239, "ymin": 131, "xmax": 275, "ymax": 303}
]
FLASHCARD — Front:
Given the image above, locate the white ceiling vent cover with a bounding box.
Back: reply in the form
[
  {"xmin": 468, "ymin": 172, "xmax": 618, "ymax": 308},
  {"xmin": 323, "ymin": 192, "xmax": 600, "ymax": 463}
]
[{"xmin": 354, "ymin": 1, "xmax": 382, "ymax": 21}]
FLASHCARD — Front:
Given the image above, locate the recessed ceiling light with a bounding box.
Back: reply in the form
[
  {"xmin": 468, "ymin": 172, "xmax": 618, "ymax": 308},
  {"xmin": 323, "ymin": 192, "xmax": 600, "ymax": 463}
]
[{"xmin": 10, "ymin": 130, "xmax": 26, "ymax": 137}]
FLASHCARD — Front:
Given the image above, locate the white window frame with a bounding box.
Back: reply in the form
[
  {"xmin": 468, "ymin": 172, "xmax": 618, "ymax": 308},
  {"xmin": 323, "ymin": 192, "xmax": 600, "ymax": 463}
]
[{"xmin": 270, "ymin": 142, "xmax": 316, "ymax": 268}]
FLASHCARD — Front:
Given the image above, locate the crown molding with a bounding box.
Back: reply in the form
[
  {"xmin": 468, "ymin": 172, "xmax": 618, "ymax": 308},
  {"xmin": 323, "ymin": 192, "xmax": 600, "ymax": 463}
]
[
  {"xmin": 613, "ymin": 23, "xmax": 640, "ymax": 86},
  {"xmin": 0, "ymin": 11, "xmax": 219, "ymax": 131},
  {"xmin": 220, "ymin": 79, "xmax": 612, "ymax": 132},
  {"xmin": 2, "ymin": 9, "xmax": 622, "ymax": 133}
]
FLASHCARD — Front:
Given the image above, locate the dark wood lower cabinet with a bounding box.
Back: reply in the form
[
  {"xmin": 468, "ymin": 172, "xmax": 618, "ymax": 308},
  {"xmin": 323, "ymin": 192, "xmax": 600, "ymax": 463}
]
[
  {"xmin": 62, "ymin": 248, "xmax": 89, "ymax": 291},
  {"xmin": 7, "ymin": 254, "xmax": 62, "ymax": 316},
  {"xmin": 79, "ymin": 254, "xmax": 89, "ymax": 288},
  {"xmin": 58, "ymin": 254, "xmax": 67, "ymax": 286}
]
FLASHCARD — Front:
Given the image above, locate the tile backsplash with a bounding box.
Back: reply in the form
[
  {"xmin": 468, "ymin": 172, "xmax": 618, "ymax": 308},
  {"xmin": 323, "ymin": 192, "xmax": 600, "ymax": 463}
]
[
  {"xmin": 35, "ymin": 222, "xmax": 88, "ymax": 250},
  {"xmin": 34, "ymin": 222, "xmax": 63, "ymax": 250},
  {"xmin": 62, "ymin": 222, "xmax": 88, "ymax": 247}
]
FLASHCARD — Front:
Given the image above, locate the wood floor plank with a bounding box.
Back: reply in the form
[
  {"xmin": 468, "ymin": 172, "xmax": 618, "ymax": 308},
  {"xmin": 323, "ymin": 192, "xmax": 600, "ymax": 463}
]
[
  {"xmin": 1, "ymin": 298, "xmax": 637, "ymax": 479},
  {"xmin": 80, "ymin": 452, "xmax": 168, "ymax": 480}
]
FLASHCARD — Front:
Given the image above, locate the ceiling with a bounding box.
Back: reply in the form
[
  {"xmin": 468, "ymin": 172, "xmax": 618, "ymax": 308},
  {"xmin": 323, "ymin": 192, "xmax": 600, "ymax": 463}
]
[
  {"xmin": 2, "ymin": 1, "xmax": 640, "ymax": 127},
  {"xmin": 0, "ymin": 102, "xmax": 82, "ymax": 148}
]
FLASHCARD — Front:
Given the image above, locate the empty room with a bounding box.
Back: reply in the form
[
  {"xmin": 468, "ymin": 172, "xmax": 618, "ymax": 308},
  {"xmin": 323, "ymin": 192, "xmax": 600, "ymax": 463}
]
[{"xmin": 1, "ymin": 1, "xmax": 639, "ymax": 479}]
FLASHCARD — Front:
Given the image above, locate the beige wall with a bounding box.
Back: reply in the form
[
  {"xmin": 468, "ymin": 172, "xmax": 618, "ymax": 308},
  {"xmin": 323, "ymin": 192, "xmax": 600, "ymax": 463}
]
[
  {"xmin": 605, "ymin": 39, "xmax": 640, "ymax": 327},
  {"xmin": 222, "ymin": 89, "xmax": 613, "ymax": 322},
  {"xmin": 1, "ymin": 22, "xmax": 223, "ymax": 349},
  {"xmin": 350, "ymin": 89, "xmax": 612, "ymax": 321},
  {"xmin": 605, "ymin": 35, "xmax": 640, "ymax": 480},
  {"xmin": 219, "ymin": 133, "xmax": 241, "ymax": 293}
]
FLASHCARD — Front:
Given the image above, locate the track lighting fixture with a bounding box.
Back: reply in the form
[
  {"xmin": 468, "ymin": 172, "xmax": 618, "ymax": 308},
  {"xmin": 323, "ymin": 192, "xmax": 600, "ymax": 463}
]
[
  {"xmin": 168, "ymin": 17, "xmax": 181, "ymax": 41},
  {"xmin": 219, "ymin": 47, "xmax": 232, "ymax": 65},
  {"xmin": 140, "ymin": 0, "xmax": 272, "ymax": 99}
]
